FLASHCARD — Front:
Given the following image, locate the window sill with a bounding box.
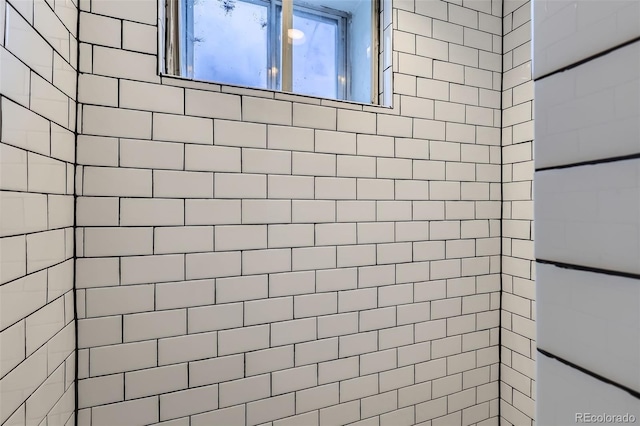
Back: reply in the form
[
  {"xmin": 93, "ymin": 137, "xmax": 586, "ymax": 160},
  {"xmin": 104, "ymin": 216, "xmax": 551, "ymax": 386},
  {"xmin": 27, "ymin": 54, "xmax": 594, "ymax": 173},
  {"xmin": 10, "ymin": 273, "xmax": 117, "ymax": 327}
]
[{"xmin": 159, "ymin": 73, "xmax": 397, "ymax": 113}]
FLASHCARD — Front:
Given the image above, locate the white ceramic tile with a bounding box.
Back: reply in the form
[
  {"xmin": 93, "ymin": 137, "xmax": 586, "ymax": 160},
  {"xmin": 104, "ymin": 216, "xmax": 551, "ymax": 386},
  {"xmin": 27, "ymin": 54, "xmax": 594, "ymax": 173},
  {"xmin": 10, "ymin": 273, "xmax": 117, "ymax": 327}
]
[
  {"xmin": 0, "ymin": 48, "xmax": 31, "ymax": 109},
  {"xmin": 5, "ymin": 5, "xmax": 53, "ymax": 80},
  {"xmin": 26, "ymin": 229, "xmax": 66, "ymax": 273},
  {"xmin": 537, "ymin": 354, "xmax": 640, "ymax": 425},
  {"xmin": 92, "ymin": 46, "xmax": 159, "ymax": 83},
  {"xmin": 0, "ymin": 346, "xmax": 48, "ymax": 424},
  {"xmin": 79, "ymin": 12, "xmax": 121, "ymax": 48},
  {"xmin": 91, "ymin": 396, "xmax": 158, "ymax": 426},
  {"xmin": 90, "ymin": 0, "xmax": 157, "ymax": 25},
  {"xmin": 537, "ymin": 263, "xmax": 640, "ymax": 392},
  {"xmin": 0, "ymin": 320, "xmax": 26, "ymax": 377},
  {"xmin": 535, "ymin": 41, "xmax": 640, "ymax": 169},
  {"xmin": 120, "ymin": 80, "xmax": 184, "ymax": 114},
  {"xmin": 121, "ymin": 254, "xmax": 185, "ymax": 285},
  {"xmin": 34, "ymin": 0, "xmax": 70, "ymax": 61},
  {"xmin": 535, "ymin": 159, "xmax": 640, "ymax": 274},
  {"xmin": 534, "ymin": 0, "xmax": 640, "ymax": 79},
  {"xmin": 83, "ymin": 105, "xmax": 152, "ymax": 139},
  {"xmin": 1, "ymin": 98, "xmax": 51, "ymax": 156},
  {"xmin": 30, "ymin": 72, "xmax": 69, "ymax": 128}
]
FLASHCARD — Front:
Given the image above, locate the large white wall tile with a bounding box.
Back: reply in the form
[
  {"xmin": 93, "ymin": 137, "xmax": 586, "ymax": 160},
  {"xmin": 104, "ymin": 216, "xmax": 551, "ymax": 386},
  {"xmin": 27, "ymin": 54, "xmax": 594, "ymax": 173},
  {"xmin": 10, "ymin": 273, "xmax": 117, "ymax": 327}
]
[
  {"xmin": 535, "ymin": 159, "xmax": 640, "ymax": 274},
  {"xmin": 535, "ymin": 41, "xmax": 640, "ymax": 169},
  {"xmin": 533, "ymin": 0, "xmax": 640, "ymax": 79},
  {"xmin": 537, "ymin": 263, "xmax": 640, "ymax": 392},
  {"xmin": 537, "ymin": 354, "xmax": 640, "ymax": 425}
]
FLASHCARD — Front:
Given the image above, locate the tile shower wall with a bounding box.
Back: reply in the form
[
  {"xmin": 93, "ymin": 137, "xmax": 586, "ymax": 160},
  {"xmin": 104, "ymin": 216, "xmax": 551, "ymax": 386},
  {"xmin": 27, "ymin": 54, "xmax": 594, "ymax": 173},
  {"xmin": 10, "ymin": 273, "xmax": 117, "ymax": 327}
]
[
  {"xmin": 0, "ymin": 0, "xmax": 77, "ymax": 424},
  {"xmin": 74, "ymin": 0, "xmax": 504, "ymax": 424},
  {"xmin": 533, "ymin": 0, "xmax": 640, "ymax": 424},
  {"xmin": 499, "ymin": 1, "xmax": 534, "ymax": 425}
]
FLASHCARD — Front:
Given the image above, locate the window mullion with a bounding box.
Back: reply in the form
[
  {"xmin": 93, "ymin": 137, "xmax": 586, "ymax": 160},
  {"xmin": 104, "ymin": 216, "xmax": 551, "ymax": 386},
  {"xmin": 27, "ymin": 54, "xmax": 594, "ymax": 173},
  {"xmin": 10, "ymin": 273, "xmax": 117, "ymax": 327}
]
[
  {"xmin": 166, "ymin": 0, "xmax": 181, "ymax": 75},
  {"xmin": 281, "ymin": 0, "xmax": 293, "ymax": 92},
  {"xmin": 372, "ymin": 0, "xmax": 380, "ymax": 104},
  {"xmin": 338, "ymin": 16, "xmax": 347, "ymax": 100},
  {"xmin": 268, "ymin": 0, "xmax": 275, "ymax": 90}
]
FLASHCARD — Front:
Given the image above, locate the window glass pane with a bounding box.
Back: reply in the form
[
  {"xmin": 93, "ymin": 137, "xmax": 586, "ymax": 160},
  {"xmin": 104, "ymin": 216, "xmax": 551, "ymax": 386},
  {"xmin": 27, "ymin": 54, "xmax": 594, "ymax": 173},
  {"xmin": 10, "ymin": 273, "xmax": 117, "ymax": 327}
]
[
  {"xmin": 291, "ymin": 0, "xmax": 373, "ymax": 103},
  {"xmin": 347, "ymin": 0, "xmax": 373, "ymax": 103},
  {"xmin": 291, "ymin": 10, "xmax": 338, "ymax": 99},
  {"xmin": 176, "ymin": 0, "xmax": 380, "ymax": 104},
  {"xmin": 192, "ymin": 0, "xmax": 269, "ymax": 88}
]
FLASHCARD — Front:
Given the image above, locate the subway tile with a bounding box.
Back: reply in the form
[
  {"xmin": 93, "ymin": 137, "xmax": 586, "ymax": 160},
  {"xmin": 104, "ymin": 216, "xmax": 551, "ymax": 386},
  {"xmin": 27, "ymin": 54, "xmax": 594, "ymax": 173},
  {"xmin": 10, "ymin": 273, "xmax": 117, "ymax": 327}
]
[
  {"xmin": 245, "ymin": 345, "xmax": 293, "ymax": 377},
  {"xmin": 80, "ymin": 11, "xmax": 121, "ymax": 47},
  {"xmin": 268, "ymin": 175, "xmax": 314, "ymax": 199},
  {"xmin": 215, "ymin": 120, "xmax": 266, "ymax": 148},
  {"xmin": 187, "ymin": 303, "xmax": 243, "ymax": 334},
  {"xmin": 191, "ymin": 406, "xmax": 245, "ymax": 426},
  {"xmin": 340, "ymin": 374, "xmax": 379, "ymax": 404},
  {"xmin": 125, "ymin": 364, "xmax": 187, "ymax": 399},
  {"xmin": 121, "ymin": 254, "xmax": 185, "ymax": 285},
  {"xmin": 123, "ymin": 21, "xmax": 157, "ymax": 54},
  {"xmin": 160, "ymin": 384, "xmax": 218, "ymax": 421},
  {"xmin": 296, "ymin": 383, "xmax": 339, "ymax": 414},
  {"xmin": 268, "ymin": 125, "xmax": 314, "ymax": 152},
  {"xmin": 185, "ymin": 199, "xmax": 242, "ymax": 225},
  {"xmin": 218, "ymin": 325, "xmax": 270, "ymax": 356},
  {"xmin": 293, "ymin": 103, "xmax": 336, "ymax": 130},
  {"xmin": 91, "ymin": 397, "xmax": 158, "ymax": 426},
  {"xmin": 243, "ymin": 148, "xmax": 291, "ymax": 174},
  {"xmin": 245, "ymin": 296, "xmax": 293, "ymax": 325},
  {"xmin": 243, "ymin": 97, "xmax": 292, "ymax": 125},
  {"xmin": 247, "ymin": 393, "xmax": 296, "ymax": 426},
  {"xmin": 5, "ymin": 6, "xmax": 53, "ymax": 81},
  {"xmin": 186, "ymin": 89, "xmax": 241, "ymax": 120},
  {"xmin": 189, "ymin": 354, "xmax": 243, "ymax": 387},
  {"xmin": 93, "ymin": 46, "xmax": 158, "ymax": 82},
  {"xmin": 78, "ymin": 374, "xmax": 124, "ymax": 409},
  {"xmin": 154, "ymin": 113, "xmax": 213, "ymax": 145},
  {"xmin": 1, "ymin": 98, "xmax": 50, "ymax": 155},
  {"xmin": 120, "ymin": 80, "xmax": 184, "ymax": 114},
  {"xmin": 123, "ymin": 309, "xmax": 186, "ymax": 342},
  {"xmin": 533, "ymin": 0, "xmax": 639, "ymax": 78},
  {"xmin": 154, "ymin": 170, "xmax": 213, "ymax": 198},
  {"xmin": 83, "ymin": 106, "xmax": 151, "ymax": 139},
  {"xmin": 186, "ymin": 251, "xmax": 240, "ymax": 280}
]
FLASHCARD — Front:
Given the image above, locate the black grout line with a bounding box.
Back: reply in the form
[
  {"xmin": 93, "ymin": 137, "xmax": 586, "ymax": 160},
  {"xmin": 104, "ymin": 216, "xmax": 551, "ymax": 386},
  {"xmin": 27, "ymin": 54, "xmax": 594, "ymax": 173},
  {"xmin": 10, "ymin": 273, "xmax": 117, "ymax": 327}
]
[
  {"xmin": 536, "ymin": 258, "xmax": 640, "ymax": 281},
  {"xmin": 534, "ymin": 35, "xmax": 640, "ymax": 83},
  {"xmin": 536, "ymin": 152, "xmax": 640, "ymax": 173}
]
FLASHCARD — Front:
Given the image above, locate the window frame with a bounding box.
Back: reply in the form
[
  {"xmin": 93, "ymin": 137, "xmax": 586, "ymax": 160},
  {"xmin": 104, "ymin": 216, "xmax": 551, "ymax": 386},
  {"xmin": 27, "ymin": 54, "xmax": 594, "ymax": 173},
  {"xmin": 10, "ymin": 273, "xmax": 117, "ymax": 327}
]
[{"xmin": 162, "ymin": 0, "xmax": 388, "ymax": 106}]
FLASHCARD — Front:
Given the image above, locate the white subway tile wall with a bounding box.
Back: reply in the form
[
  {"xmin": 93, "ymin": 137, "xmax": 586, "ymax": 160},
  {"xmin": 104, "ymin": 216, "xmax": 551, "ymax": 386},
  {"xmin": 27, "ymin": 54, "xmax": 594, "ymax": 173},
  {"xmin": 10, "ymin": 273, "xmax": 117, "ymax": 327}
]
[
  {"xmin": 70, "ymin": 0, "xmax": 504, "ymax": 424},
  {"xmin": 0, "ymin": 0, "xmax": 77, "ymax": 425},
  {"xmin": 501, "ymin": 1, "xmax": 535, "ymax": 426}
]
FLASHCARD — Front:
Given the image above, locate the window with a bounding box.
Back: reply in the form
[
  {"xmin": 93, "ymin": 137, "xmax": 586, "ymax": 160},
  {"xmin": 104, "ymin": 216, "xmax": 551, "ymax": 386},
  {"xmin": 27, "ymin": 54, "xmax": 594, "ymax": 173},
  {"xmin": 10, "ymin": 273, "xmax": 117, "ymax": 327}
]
[{"xmin": 164, "ymin": 0, "xmax": 387, "ymax": 104}]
